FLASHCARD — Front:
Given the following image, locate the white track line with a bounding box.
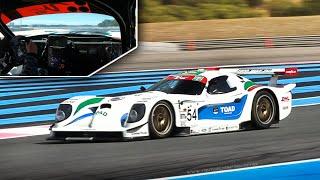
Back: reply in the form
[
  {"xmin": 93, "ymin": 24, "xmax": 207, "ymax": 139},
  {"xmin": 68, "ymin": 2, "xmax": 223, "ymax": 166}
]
[{"xmin": 0, "ymin": 125, "xmax": 50, "ymax": 140}]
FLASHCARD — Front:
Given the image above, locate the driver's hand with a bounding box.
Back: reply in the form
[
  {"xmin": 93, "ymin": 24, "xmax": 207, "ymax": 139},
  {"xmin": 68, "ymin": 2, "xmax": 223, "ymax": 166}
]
[{"xmin": 26, "ymin": 40, "xmax": 38, "ymax": 54}]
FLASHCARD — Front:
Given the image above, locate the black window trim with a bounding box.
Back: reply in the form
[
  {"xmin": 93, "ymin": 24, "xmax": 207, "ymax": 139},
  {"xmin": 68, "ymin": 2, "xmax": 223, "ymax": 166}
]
[{"xmin": 207, "ymin": 75, "xmax": 237, "ymax": 95}]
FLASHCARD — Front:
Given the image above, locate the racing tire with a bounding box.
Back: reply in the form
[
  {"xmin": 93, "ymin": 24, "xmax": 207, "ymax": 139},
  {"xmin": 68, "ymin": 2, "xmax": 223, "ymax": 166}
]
[
  {"xmin": 251, "ymin": 91, "xmax": 277, "ymax": 129},
  {"xmin": 149, "ymin": 101, "xmax": 175, "ymax": 139}
]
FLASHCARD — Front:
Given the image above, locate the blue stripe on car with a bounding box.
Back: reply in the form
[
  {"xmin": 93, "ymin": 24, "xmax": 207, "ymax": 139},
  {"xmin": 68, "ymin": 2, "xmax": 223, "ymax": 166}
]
[{"xmin": 64, "ymin": 113, "xmax": 94, "ymax": 126}]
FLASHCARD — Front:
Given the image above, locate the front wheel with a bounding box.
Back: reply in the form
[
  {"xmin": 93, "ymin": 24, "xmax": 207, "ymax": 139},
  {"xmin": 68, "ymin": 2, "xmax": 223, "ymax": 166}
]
[
  {"xmin": 149, "ymin": 101, "xmax": 174, "ymax": 139},
  {"xmin": 252, "ymin": 91, "xmax": 277, "ymax": 129}
]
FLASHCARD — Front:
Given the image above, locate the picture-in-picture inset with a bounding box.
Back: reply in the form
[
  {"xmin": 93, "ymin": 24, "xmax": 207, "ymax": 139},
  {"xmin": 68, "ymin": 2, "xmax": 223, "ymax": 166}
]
[{"xmin": 0, "ymin": 0, "xmax": 137, "ymax": 76}]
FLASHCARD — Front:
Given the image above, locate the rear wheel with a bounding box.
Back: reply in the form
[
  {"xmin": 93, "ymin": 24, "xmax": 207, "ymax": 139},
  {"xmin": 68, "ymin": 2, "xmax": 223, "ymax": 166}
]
[
  {"xmin": 149, "ymin": 101, "xmax": 174, "ymax": 139},
  {"xmin": 252, "ymin": 91, "xmax": 277, "ymax": 129}
]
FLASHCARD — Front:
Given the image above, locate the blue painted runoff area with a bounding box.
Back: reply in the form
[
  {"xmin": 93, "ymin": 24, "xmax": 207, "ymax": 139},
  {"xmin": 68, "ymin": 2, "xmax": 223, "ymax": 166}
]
[
  {"xmin": 170, "ymin": 158, "xmax": 320, "ymax": 180},
  {"xmin": 0, "ymin": 63, "xmax": 319, "ymax": 125}
]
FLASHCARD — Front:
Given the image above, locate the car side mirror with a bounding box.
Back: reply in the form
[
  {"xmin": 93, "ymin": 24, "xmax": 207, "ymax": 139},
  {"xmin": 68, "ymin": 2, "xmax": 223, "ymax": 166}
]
[{"xmin": 140, "ymin": 86, "xmax": 146, "ymax": 92}]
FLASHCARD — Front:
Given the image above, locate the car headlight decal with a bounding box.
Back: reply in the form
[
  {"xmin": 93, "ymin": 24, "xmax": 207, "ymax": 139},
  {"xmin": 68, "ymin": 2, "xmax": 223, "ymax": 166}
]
[
  {"xmin": 121, "ymin": 113, "xmax": 128, "ymax": 127},
  {"xmin": 55, "ymin": 104, "xmax": 72, "ymax": 122},
  {"xmin": 127, "ymin": 104, "xmax": 146, "ymax": 123},
  {"xmin": 129, "ymin": 110, "xmax": 138, "ymax": 121}
]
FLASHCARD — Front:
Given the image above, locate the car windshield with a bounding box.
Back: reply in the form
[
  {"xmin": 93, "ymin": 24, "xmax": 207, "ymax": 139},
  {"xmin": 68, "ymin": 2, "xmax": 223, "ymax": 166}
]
[
  {"xmin": 6, "ymin": 13, "xmax": 120, "ymax": 38},
  {"xmin": 148, "ymin": 79, "xmax": 205, "ymax": 95}
]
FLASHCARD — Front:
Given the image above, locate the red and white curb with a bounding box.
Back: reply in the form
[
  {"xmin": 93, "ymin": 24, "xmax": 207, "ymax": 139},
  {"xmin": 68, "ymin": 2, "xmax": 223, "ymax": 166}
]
[{"xmin": 0, "ymin": 125, "xmax": 50, "ymax": 140}]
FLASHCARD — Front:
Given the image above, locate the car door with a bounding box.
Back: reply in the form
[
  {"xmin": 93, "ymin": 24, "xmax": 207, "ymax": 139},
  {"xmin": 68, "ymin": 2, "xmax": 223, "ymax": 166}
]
[{"xmin": 197, "ymin": 75, "xmax": 247, "ymax": 121}]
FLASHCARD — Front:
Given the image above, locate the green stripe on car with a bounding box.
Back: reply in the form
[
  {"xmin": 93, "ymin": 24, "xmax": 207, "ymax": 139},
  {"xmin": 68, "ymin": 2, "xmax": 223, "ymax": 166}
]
[
  {"xmin": 244, "ymin": 81, "xmax": 255, "ymax": 90},
  {"xmin": 74, "ymin": 97, "xmax": 104, "ymax": 114}
]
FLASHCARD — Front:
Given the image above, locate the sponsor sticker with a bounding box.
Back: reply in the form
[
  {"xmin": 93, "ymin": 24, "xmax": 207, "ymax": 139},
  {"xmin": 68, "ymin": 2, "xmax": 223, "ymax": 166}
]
[
  {"xmin": 180, "ymin": 121, "xmax": 187, "ymax": 127},
  {"xmin": 238, "ymin": 69, "xmax": 273, "ymax": 74},
  {"xmin": 110, "ymin": 97, "xmax": 125, "ymax": 101},
  {"xmin": 282, "ymin": 97, "xmax": 290, "ymax": 102},
  {"xmin": 95, "ymin": 111, "xmax": 108, "ymax": 116},
  {"xmin": 132, "ymin": 131, "xmax": 148, "ymax": 136},
  {"xmin": 180, "ymin": 114, "xmax": 187, "ymax": 119},
  {"xmin": 285, "ymin": 68, "xmax": 298, "ymax": 76},
  {"xmin": 64, "ymin": 100, "xmax": 76, "ymax": 104},
  {"xmin": 220, "ymin": 106, "xmax": 236, "ymax": 114},
  {"xmin": 213, "ymin": 106, "xmax": 219, "ymax": 114},
  {"xmin": 201, "ymin": 128, "xmax": 207, "ymax": 133}
]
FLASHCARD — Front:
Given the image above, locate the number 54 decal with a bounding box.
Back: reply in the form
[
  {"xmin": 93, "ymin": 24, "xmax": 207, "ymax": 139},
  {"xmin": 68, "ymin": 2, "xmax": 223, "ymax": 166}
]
[{"xmin": 187, "ymin": 108, "xmax": 197, "ymax": 121}]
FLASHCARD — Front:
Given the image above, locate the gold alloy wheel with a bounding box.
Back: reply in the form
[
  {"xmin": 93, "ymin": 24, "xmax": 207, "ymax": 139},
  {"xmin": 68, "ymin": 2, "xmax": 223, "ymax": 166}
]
[
  {"xmin": 256, "ymin": 95, "xmax": 275, "ymax": 125},
  {"xmin": 151, "ymin": 104, "xmax": 173, "ymax": 135}
]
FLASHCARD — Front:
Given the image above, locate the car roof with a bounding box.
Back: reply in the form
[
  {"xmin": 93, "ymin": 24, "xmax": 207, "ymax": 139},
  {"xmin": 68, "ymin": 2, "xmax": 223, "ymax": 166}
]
[{"xmin": 178, "ymin": 69, "xmax": 233, "ymax": 80}]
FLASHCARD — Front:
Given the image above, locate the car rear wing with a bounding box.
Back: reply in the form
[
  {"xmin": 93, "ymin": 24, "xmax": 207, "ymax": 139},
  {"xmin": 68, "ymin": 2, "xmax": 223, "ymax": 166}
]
[
  {"xmin": 208, "ymin": 67, "xmax": 298, "ymax": 86},
  {"xmin": 214, "ymin": 67, "xmax": 297, "ymax": 76}
]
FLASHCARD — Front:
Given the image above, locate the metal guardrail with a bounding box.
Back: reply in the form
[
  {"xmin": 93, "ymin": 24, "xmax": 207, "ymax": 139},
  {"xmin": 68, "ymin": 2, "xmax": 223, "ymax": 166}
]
[{"xmin": 170, "ymin": 35, "xmax": 320, "ymax": 51}]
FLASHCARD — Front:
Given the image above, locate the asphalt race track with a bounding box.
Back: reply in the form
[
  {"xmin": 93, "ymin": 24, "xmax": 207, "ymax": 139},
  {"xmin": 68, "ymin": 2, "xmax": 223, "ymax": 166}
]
[
  {"xmin": 0, "ymin": 48, "xmax": 320, "ymax": 179},
  {"xmin": 0, "ymin": 106, "xmax": 319, "ymax": 180}
]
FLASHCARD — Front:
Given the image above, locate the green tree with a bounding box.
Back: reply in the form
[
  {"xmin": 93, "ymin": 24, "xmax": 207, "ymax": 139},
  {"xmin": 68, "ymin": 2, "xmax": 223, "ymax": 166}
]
[
  {"xmin": 268, "ymin": 0, "xmax": 309, "ymax": 17},
  {"xmin": 303, "ymin": 0, "xmax": 320, "ymax": 15},
  {"xmin": 246, "ymin": 0, "xmax": 263, "ymax": 7},
  {"xmin": 98, "ymin": 19, "xmax": 118, "ymax": 27},
  {"xmin": 139, "ymin": 0, "xmax": 320, "ymax": 23}
]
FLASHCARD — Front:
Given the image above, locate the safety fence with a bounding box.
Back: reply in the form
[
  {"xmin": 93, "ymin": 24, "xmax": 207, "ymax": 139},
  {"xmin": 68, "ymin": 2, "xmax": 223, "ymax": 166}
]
[{"xmin": 170, "ymin": 35, "xmax": 320, "ymax": 51}]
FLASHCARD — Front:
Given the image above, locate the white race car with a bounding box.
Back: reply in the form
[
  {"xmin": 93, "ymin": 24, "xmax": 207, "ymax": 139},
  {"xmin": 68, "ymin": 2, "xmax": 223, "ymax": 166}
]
[{"xmin": 48, "ymin": 67, "xmax": 297, "ymax": 141}]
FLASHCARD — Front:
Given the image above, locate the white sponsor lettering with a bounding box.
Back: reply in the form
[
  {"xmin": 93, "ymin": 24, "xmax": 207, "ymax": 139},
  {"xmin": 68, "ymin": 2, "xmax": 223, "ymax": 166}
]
[
  {"xmin": 237, "ymin": 69, "xmax": 273, "ymax": 74},
  {"xmin": 220, "ymin": 106, "xmax": 235, "ymax": 114}
]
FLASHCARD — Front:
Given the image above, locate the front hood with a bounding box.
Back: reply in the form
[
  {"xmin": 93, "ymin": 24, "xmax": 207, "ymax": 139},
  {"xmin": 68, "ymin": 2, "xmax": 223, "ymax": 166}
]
[
  {"xmin": 54, "ymin": 91, "xmax": 167, "ymax": 131},
  {"xmin": 0, "ymin": 0, "xmax": 136, "ymax": 51}
]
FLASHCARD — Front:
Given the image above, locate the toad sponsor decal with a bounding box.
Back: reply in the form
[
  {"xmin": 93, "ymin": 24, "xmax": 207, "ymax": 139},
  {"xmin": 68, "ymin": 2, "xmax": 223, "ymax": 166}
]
[
  {"xmin": 198, "ymin": 95, "xmax": 247, "ymax": 120},
  {"xmin": 220, "ymin": 106, "xmax": 236, "ymax": 114}
]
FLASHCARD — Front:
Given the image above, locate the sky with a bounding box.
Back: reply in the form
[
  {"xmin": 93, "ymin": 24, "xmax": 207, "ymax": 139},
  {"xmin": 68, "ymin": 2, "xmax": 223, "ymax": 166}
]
[{"xmin": 9, "ymin": 13, "xmax": 115, "ymax": 26}]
